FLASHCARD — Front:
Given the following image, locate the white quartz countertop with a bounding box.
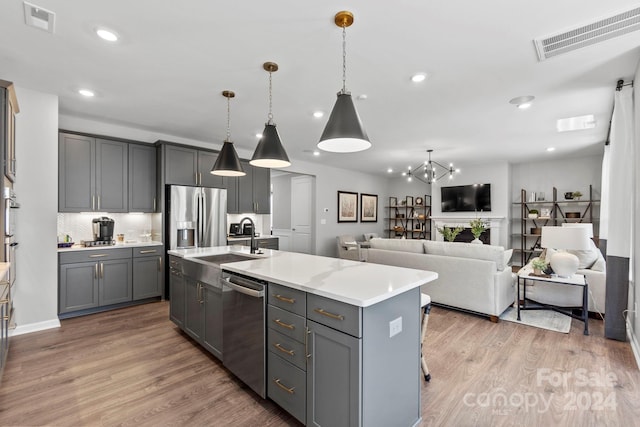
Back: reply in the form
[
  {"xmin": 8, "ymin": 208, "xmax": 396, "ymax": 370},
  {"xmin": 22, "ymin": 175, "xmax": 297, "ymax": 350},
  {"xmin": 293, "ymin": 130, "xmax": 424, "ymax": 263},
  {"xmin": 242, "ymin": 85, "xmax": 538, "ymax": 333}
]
[
  {"xmin": 168, "ymin": 247, "xmax": 437, "ymax": 307},
  {"xmin": 58, "ymin": 241, "xmax": 164, "ymax": 252}
]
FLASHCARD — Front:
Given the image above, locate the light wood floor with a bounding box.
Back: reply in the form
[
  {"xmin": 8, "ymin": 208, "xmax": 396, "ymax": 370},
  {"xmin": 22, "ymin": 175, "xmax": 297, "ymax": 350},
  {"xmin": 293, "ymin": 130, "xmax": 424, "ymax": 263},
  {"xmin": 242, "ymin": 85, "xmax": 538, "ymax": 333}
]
[{"xmin": 1, "ymin": 302, "xmax": 639, "ymax": 426}]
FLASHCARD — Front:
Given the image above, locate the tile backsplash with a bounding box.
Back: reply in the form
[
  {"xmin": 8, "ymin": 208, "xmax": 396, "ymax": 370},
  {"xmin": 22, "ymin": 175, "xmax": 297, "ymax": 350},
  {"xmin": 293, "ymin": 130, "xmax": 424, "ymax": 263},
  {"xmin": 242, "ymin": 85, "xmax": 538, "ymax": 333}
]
[{"xmin": 57, "ymin": 213, "xmax": 162, "ymax": 243}]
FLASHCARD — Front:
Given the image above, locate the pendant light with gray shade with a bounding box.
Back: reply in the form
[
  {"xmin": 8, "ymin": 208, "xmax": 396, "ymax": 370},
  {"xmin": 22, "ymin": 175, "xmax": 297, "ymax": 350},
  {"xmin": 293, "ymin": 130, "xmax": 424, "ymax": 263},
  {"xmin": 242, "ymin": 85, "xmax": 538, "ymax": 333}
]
[
  {"xmin": 317, "ymin": 11, "xmax": 371, "ymax": 153},
  {"xmin": 211, "ymin": 90, "xmax": 245, "ymax": 177},
  {"xmin": 250, "ymin": 62, "xmax": 291, "ymax": 168}
]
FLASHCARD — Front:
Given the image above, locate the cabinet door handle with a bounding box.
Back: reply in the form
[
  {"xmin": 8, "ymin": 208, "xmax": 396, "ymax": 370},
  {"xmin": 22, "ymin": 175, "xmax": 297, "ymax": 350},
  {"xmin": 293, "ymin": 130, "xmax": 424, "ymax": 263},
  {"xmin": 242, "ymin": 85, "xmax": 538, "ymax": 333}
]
[
  {"xmin": 153, "ymin": 198, "xmax": 157, "ymax": 212},
  {"xmin": 273, "ymin": 343, "xmax": 295, "ymax": 356},
  {"xmin": 89, "ymin": 254, "xmax": 109, "ymax": 258},
  {"xmin": 273, "ymin": 379, "xmax": 295, "ymax": 395},
  {"xmin": 97, "ymin": 196, "xmax": 101, "ymax": 210},
  {"xmin": 314, "ymin": 308, "xmax": 344, "ymax": 321},
  {"xmin": 158, "ymin": 256, "xmax": 162, "ymax": 272},
  {"xmin": 100, "ymin": 262, "xmax": 104, "ymax": 278},
  {"xmin": 94, "ymin": 263, "xmax": 99, "ymax": 279},
  {"xmin": 274, "ymin": 294, "xmax": 295, "ymax": 304},
  {"xmin": 306, "ymin": 326, "xmax": 311, "ymax": 360},
  {"xmin": 92, "ymin": 195, "xmax": 95, "ymax": 210},
  {"xmin": 273, "ymin": 319, "xmax": 295, "ymax": 330}
]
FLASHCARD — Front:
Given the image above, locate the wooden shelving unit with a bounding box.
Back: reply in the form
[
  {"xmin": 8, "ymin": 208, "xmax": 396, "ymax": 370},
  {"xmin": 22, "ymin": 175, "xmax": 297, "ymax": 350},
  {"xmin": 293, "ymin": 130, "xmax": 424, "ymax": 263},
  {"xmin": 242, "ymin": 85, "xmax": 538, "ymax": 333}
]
[
  {"xmin": 385, "ymin": 195, "xmax": 431, "ymax": 239},
  {"xmin": 511, "ymin": 185, "xmax": 599, "ymax": 267}
]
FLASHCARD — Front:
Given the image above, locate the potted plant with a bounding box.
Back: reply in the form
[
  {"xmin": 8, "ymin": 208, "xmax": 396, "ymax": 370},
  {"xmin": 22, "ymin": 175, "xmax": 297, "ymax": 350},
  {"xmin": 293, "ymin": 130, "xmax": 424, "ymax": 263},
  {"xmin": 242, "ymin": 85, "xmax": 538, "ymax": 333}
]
[
  {"xmin": 531, "ymin": 258, "xmax": 547, "ymax": 275},
  {"xmin": 469, "ymin": 218, "xmax": 488, "ymax": 244},
  {"xmin": 572, "ymin": 191, "xmax": 583, "ymax": 200},
  {"xmin": 437, "ymin": 225, "xmax": 463, "ymax": 242},
  {"xmin": 528, "ymin": 209, "xmax": 539, "ymax": 219}
]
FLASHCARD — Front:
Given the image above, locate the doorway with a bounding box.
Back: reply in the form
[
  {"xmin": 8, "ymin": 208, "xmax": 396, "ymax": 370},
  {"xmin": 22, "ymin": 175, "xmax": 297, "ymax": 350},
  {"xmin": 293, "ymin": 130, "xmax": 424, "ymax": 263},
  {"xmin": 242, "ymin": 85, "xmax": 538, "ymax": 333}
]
[{"xmin": 271, "ymin": 171, "xmax": 316, "ymax": 254}]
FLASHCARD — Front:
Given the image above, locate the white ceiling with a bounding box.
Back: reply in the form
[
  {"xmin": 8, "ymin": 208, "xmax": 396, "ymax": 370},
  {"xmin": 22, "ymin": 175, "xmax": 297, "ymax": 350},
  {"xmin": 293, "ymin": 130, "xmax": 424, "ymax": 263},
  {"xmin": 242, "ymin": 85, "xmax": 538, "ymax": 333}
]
[{"xmin": 1, "ymin": 1, "xmax": 639, "ymax": 176}]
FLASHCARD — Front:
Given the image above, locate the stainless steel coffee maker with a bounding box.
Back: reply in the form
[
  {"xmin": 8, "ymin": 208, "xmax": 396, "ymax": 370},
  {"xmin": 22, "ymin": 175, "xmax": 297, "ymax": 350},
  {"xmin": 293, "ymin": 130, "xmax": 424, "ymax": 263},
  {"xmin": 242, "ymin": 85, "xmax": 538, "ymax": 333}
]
[{"xmin": 92, "ymin": 217, "xmax": 115, "ymax": 241}]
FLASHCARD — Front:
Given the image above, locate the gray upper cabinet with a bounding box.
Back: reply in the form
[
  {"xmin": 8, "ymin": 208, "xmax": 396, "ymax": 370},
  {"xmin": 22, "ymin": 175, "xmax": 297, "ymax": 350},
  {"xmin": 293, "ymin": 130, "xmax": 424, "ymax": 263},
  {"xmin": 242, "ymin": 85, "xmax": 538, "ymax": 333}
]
[
  {"xmin": 197, "ymin": 151, "xmax": 224, "ymax": 188},
  {"xmin": 129, "ymin": 144, "xmax": 157, "ymax": 212},
  {"xmin": 164, "ymin": 145, "xmax": 198, "ymax": 185},
  {"xmin": 163, "ymin": 144, "xmax": 225, "ymax": 188},
  {"xmin": 95, "ymin": 139, "xmax": 128, "ymax": 212},
  {"xmin": 228, "ymin": 160, "xmax": 270, "ymax": 214},
  {"xmin": 59, "ymin": 133, "xmax": 128, "ymax": 213},
  {"xmin": 59, "ymin": 133, "xmax": 96, "ymax": 212}
]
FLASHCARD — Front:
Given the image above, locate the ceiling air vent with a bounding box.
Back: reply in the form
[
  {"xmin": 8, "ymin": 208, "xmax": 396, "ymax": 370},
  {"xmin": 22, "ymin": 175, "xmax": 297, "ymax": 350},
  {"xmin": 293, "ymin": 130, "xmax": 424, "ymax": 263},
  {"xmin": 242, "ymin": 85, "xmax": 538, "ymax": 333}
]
[
  {"xmin": 534, "ymin": 7, "xmax": 640, "ymax": 61},
  {"xmin": 23, "ymin": 1, "xmax": 55, "ymax": 33}
]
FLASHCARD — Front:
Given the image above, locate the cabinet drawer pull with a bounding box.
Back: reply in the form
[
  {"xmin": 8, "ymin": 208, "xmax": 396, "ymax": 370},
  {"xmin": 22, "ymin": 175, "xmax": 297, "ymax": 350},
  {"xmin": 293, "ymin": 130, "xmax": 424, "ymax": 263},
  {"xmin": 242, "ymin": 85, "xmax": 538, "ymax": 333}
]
[
  {"xmin": 274, "ymin": 294, "xmax": 295, "ymax": 304},
  {"xmin": 89, "ymin": 254, "xmax": 109, "ymax": 258},
  {"xmin": 273, "ymin": 379, "xmax": 295, "ymax": 395},
  {"xmin": 273, "ymin": 319, "xmax": 295, "ymax": 330},
  {"xmin": 314, "ymin": 308, "xmax": 344, "ymax": 321},
  {"xmin": 158, "ymin": 257, "xmax": 162, "ymax": 272},
  {"xmin": 139, "ymin": 250, "xmax": 157, "ymax": 254},
  {"xmin": 273, "ymin": 343, "xmax": 295, "ymax": 356}
]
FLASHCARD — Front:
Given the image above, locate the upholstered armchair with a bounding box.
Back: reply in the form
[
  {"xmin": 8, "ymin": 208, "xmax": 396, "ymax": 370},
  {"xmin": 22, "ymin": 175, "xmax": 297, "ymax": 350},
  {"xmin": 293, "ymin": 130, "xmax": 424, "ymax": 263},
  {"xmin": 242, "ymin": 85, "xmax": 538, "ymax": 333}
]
[{"xmin": 336, "ymin": 235, "xmax": 362, "ymax": 261}]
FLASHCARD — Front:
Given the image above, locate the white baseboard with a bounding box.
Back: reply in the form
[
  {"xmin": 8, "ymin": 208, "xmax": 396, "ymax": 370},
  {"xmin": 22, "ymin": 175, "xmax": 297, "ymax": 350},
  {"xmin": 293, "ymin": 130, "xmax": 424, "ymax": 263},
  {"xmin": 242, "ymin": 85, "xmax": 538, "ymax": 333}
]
[
  {"xmin": 627, "ymin": 324, "xmax": 640, "ymax": 371},
  {"xmin": 9, "ymin": 319, "xmax": 61, "ymax": 336}
]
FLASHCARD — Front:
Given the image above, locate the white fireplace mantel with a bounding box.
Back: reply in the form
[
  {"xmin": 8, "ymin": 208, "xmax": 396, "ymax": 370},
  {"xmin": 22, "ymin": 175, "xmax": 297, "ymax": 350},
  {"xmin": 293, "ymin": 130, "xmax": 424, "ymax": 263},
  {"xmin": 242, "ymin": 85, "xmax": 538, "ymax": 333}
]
[{"xmin": 430, "ymin": 216, "xmax": 506, "ymax": 246}]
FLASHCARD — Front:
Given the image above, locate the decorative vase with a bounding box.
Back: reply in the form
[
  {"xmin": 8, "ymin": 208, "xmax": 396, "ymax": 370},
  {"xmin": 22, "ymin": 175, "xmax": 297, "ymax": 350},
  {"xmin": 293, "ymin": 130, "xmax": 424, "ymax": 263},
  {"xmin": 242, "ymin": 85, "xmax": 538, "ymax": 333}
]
[
  {"xmin": 533, "ymin": 268, "xmax": 542, "ymax": 275},
  {"xmin": 471, "ymin": 238, "xmax": 483, "ymax": 244}
]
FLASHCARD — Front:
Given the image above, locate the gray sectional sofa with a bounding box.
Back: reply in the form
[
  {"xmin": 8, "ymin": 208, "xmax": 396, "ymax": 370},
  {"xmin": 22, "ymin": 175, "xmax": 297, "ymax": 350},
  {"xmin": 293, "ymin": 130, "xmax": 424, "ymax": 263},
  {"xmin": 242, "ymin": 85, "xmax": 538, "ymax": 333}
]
[{"xmin": 364, "ymin": 238, "xmax": 516, "ymax": 321}]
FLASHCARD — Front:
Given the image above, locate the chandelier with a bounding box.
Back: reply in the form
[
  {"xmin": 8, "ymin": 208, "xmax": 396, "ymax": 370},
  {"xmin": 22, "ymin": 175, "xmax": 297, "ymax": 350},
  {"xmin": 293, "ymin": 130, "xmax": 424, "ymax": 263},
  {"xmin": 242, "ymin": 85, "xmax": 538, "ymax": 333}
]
[{"xmin": 402, "ymin": 150, "xmax": 459, "ymax": 184}]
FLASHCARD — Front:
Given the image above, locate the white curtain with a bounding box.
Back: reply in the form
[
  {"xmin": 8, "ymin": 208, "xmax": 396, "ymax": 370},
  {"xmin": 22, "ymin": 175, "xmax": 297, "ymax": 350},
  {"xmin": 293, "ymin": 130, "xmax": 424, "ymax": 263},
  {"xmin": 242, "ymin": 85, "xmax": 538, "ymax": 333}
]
[
  {"xmin": 605, "ymin": 86, "xmax": 634, "ymax": 259},
  {"xmin": 602, "ymin": 85, "xmax": 634, "ymax": 341}
]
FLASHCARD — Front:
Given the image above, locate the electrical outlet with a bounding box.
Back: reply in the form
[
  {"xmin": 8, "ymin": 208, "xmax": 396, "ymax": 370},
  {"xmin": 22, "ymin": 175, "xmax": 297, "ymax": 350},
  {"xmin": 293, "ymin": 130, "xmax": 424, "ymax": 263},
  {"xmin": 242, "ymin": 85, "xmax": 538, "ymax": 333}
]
[{"xmin": 389, "ymin": 317, "xmax": 402, "ymax": 338}]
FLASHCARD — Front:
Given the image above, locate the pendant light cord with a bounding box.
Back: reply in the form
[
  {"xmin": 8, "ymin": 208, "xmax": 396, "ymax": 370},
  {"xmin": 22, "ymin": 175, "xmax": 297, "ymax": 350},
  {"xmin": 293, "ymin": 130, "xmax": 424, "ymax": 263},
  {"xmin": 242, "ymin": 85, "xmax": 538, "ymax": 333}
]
[
  {"xmin": 226, "ymin": 95, "xmax": 231, "ymax": 142},
  {"xmin": 268, "ymin": 70, "xmax": 274, "ymax": 124},
  {"xmin": 342, "ymin": 25, "xmax": 347, "ymax": 94}
]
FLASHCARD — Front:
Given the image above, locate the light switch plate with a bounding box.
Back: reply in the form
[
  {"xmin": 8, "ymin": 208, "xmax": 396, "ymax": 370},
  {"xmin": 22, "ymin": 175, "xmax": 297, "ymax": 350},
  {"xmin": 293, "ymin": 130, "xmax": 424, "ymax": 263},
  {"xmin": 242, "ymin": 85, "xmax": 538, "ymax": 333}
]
[{"xmin": 389, "ymin": 316, "xmax": 402, "ymax": 338}]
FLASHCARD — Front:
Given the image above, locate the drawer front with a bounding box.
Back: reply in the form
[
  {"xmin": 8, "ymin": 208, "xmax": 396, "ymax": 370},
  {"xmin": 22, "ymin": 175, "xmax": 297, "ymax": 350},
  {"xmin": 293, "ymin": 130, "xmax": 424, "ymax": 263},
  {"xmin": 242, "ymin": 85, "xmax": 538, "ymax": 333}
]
[
  {"xmin": 257, "ymin": 238, "xmax": 278, "ymax": 249},
  {"xmin": 268, "ymin": 283, "xmax": 306, "ymax": 316},
  {"xmin": 59, "ymin": 248, "xmax": 132, "ymax": 264},
  {"xmin": 267, "ymin": 351, "xmax": 306, "ymax": 424},
  {"xmin": 133, "ymin": 246, "xmax": 163, "ymax": 258},
  {"xmin": 267, "ymin": 305, "xmax": 306, "ymax": 342},
  {"xmin": 307, "ymin": 294, "xmax": 361, "ymax": 338},
  {"xmin": 268, "ymin": 328, "xmax": 307, "ymax": 371}
]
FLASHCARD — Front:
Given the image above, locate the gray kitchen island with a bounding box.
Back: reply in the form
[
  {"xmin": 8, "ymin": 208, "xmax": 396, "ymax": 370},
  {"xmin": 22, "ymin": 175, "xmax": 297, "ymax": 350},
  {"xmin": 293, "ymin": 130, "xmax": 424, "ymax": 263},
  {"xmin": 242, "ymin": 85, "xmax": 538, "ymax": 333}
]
[{"xmin": 167, "ymin": 246, "xmax": 437, "ymax": 427}]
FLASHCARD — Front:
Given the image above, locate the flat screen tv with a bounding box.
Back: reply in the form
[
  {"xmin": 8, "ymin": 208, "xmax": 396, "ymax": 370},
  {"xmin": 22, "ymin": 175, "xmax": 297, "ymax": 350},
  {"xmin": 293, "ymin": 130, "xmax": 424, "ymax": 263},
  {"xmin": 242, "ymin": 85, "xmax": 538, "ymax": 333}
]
[{"xmin": 441, "ymin": 184, "xmax": 491, "ymax": 212}]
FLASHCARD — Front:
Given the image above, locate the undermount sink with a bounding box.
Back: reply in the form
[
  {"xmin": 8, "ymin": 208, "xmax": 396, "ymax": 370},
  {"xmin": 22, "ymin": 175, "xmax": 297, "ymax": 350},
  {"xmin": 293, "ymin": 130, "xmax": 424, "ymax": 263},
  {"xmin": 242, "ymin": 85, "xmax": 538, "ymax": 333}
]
[{"xmin": 193, "ymin": 253, "xmax": 257, "ymax": 265}]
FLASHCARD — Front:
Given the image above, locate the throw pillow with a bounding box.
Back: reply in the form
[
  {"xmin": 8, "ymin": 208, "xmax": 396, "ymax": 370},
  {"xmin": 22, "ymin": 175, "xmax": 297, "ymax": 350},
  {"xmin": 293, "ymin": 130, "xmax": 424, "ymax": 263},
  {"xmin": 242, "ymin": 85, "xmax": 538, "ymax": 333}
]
[
  {"xmin": 343, "ymin": 241, "xmax": 358, "ymax": 251},
  {"xmin": 591, "ymin": 254, "xmax": 606, "ymax": 272},
  {"xmin": 567, "ymin": 239, "xmax": 600, "ymax": 269},
  {"xmin": 503, "ymin": 249, "xmax": 513, "ymax": 267}
]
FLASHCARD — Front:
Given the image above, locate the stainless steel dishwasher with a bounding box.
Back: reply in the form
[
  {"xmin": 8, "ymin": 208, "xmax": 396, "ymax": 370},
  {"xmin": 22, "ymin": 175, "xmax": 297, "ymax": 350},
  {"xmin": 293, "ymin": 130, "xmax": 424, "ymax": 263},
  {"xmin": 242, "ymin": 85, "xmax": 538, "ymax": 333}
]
[{"xmin": 221, "ymin": 270, "xmax": 267, "ymax": 398}]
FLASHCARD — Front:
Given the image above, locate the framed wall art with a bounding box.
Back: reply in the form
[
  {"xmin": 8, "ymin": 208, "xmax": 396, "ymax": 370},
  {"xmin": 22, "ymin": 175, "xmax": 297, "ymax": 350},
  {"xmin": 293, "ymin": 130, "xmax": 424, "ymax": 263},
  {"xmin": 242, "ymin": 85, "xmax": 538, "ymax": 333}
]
[
  {"xmin": 337, "ymin": 191, "xmax": 358, "ymax": 222},
  {"xmin": 360, "ymin": 193, "xmax": 378, "ymax": 222}
]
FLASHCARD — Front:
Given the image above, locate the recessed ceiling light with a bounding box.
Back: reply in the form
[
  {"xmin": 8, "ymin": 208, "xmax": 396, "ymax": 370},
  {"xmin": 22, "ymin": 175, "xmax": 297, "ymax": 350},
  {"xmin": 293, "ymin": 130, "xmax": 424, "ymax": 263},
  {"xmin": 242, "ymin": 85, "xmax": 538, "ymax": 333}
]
[
  {"xmin": 411, "ymin": 73, "xmax": 428, "ymax": 83},
  {"xmin": 255, "ymin": 133, "xmax": 263, "ymax": 138},
  {"xmin": 78, "ymin": 89, "xmax": 95, "ymax": 97},
  {"xmin": 356, "ymin": 94, "xmax": 368, "ymax": 100},
  {"xmin": 313, "ymin": 150, "xmax": 320, "ymax": 156},
  {"xmin": 509, "ymin": 95, "xmax": 535, "ymax": 109},
  {"xmin": 313, "ymin": 111, "xmax": 324, "ymax": 118},
  {"xmin": 387, "ymin": 168, "xmax": 393, "ymax": 173},
  {"xmin": 546, "ymin": 147, "xmax": 556, "ymax": 152},
  {"xmin": 96, "ymin": 28, "xmax": 118, "ymax": 42},
  {"xmin": 556, "ymin": 114, "xmax": 596, "ymax": 132}
]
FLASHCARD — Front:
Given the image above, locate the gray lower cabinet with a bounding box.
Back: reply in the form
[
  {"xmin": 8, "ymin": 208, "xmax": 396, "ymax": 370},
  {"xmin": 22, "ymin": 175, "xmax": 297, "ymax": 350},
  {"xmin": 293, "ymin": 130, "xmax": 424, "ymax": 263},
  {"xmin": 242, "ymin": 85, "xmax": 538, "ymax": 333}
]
[
  {"xmin": 170, "ymin": 256, "xmax": 223, "ymax": 360},
  {"xmin": 227, "ymin": 237, "xmax": 279, "ymax": 250},
  {"xmin": 184, "ymin": 276, "xmax": 204, "ymax": 341},
  {"xmin": 132, "ymin": 247, "xmax": 163, "ymax": 299},
  {"xmin": 169, "ymin": 256, "xmax": 185, "ymax": 327},
  {"xmin": 267, "ymin": 284, "xmax": 307, "ymax": 424},
  {"xmin": 59, "ymin": 248, "xmax": 133, "ymax": 315},
  {"xmin": 59, "ymin": 246, "xmax": 163, "ymax": 317}
]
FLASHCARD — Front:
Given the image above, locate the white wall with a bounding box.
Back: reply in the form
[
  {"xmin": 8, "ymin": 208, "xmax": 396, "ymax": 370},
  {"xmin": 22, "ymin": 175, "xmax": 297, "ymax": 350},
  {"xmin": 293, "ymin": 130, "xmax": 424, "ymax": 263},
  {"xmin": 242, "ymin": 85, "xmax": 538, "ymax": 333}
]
[
  {"xmin": 12, "ymin": 87, "xmax": 60, "ymax": 334},
  {"xmin": 430, "ymin": 162, "xmax": 511, "ymax": 246}
]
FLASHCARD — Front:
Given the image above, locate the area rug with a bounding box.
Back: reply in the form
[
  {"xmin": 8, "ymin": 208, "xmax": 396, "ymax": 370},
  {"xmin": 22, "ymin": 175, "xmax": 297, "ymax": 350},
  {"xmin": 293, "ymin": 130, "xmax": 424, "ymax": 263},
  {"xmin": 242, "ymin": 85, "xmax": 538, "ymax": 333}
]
[{"xmin": 500, "ymin": 306, "xmax": 572, "ymax": 333}]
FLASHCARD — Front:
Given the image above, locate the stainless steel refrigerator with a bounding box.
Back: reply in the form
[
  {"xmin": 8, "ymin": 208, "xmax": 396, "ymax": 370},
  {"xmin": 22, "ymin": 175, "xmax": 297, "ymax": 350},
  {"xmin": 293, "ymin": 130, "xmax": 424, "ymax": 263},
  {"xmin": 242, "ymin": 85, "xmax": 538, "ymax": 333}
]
[{"xmin": 168, "ymin": 185, "xmax": 227, "ymax": 249}]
